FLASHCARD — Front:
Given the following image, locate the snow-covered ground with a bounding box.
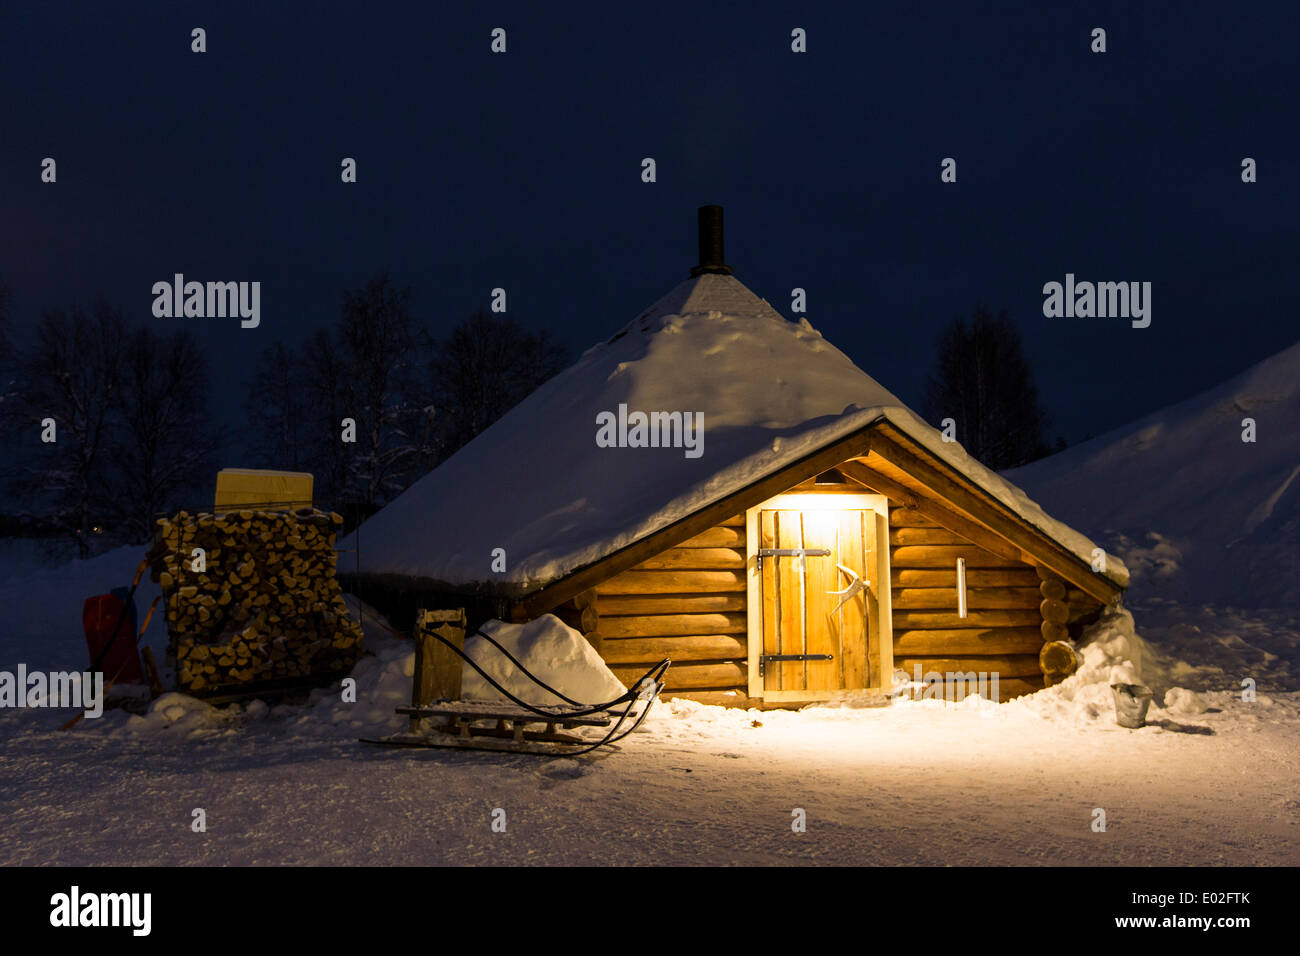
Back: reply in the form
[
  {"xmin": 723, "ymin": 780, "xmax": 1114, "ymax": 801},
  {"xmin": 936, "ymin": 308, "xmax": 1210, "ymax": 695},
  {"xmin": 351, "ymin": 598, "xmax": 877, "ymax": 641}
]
[
  {"xmin": 1, "ymin": 580, "xmax": 1296, "ymax": 865},
  {"xmin": 2, "ymin": 604, "xmax": 1296, "ymax": 866},
  {"xmin": 2, "ymin": 340, "xmax": 1299, "ymax": 866}
]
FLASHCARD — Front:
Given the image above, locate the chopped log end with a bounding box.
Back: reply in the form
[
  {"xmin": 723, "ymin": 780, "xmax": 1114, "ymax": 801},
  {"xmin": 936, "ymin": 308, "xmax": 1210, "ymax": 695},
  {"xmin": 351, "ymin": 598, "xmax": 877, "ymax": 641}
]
[
  {"xmin": 1039, "ymin": 578, "xmax": 1067, "ymax": 601},
  {"xmin": 1039, "ymin": 598, "xmax": 1069, "ymax": 624},
  {"xmin": 1039, "ymin": 640, "xmax": 1079, "ymax": 685},
  {"xmin": 159, "ymin": 507, "xmax": 364, "ymax": 695}
]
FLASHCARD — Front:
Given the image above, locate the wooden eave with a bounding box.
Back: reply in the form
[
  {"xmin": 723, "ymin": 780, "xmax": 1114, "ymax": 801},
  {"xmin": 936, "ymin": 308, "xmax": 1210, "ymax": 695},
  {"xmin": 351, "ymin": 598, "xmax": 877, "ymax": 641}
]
[{"xmin": 865, "ymin": 422, "xmax": 1124, "ymax": 606}]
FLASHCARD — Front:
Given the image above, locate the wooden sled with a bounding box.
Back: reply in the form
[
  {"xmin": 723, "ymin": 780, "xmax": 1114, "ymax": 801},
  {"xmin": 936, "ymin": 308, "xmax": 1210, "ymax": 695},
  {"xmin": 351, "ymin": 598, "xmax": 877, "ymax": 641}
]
[{"xmin": 359, "ymin": 608, "xmax": 668, "ymax": 757}]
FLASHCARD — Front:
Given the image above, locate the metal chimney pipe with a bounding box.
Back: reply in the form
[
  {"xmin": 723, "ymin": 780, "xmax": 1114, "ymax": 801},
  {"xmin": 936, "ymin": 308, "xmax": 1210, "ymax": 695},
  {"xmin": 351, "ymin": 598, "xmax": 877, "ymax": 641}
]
[{"xmin": 690, "ymin": 205, "xmax": 733, "ymax": 276}]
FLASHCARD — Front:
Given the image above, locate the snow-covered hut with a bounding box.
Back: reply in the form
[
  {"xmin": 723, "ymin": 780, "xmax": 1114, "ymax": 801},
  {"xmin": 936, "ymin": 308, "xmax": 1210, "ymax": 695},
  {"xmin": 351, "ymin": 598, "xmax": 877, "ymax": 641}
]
[{"xmin": 347, "ymin": 207, "xmax": 1128, "ymax": 705}]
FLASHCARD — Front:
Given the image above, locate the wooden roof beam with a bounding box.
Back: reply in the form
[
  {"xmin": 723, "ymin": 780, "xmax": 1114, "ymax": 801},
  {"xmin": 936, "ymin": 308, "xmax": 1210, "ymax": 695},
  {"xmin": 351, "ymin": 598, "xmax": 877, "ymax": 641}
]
[
  {"xmin": 868, "ymin": 426, "xmax": 1122, "ymax": 606},
  {"xmin": 838, "ymin": 459, "xmax": 1022, "ymax": 562}
]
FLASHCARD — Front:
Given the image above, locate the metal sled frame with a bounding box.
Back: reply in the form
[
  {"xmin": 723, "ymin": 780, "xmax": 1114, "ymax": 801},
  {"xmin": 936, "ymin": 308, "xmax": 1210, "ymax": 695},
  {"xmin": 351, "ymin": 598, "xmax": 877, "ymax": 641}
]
[{"xmin": 362, "ymin": 616, "xmax": 670, "ymax": 757}]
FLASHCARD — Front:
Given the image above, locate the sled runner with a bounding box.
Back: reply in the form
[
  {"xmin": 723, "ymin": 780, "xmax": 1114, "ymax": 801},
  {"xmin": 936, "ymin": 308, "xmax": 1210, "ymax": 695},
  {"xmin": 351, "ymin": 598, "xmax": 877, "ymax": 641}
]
[{"xmin": 361, "ymin": 609, "xmax": 669, "ymax": 756}]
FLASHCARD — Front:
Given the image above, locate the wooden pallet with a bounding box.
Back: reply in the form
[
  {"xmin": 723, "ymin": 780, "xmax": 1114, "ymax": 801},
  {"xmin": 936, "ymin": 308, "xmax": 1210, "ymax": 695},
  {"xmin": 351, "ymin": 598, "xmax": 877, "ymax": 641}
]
[{"xmin": 361, "ymin": 699, "xmax": 642, "ymax": 755}]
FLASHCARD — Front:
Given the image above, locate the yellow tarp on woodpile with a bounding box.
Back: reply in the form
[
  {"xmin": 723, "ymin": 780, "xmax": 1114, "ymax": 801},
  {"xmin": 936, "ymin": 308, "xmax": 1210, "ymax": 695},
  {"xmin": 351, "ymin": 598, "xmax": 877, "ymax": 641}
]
[{"xmin": 214, "ymin": 468, "xmax": 314, "ymax": 511}]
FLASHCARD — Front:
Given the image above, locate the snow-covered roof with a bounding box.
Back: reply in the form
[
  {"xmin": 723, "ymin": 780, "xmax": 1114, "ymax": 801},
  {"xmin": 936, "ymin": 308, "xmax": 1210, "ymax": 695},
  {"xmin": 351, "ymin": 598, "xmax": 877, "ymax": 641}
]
[{"xmin": 347, "ymin": 273, "xmax": 1128, "ymax": 592}]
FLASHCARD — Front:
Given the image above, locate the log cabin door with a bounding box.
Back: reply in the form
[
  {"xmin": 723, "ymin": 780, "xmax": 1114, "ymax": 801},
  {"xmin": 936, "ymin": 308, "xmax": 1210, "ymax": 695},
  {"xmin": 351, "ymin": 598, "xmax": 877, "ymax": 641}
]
[{"xmin": 746, "ymin": 493, "xmax": 893, "ymax": 702}]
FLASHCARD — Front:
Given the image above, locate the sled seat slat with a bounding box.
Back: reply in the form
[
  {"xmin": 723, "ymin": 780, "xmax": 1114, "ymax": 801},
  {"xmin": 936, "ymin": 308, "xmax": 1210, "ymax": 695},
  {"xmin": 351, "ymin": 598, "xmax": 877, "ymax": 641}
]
[
  {"xmin": 396, "ymin": 701, "xmax": 634, "ymax": 728},
  {"xmin": 362, "ymin": 733, "xmax": 588, "ymax": 756}
]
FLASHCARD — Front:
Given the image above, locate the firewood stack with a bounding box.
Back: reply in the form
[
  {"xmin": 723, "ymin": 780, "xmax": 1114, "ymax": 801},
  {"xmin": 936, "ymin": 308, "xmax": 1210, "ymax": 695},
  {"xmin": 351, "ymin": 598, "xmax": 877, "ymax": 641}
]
[{"xmin": 148, "ymin": 508, "xmax": 364, "ymax": 695}]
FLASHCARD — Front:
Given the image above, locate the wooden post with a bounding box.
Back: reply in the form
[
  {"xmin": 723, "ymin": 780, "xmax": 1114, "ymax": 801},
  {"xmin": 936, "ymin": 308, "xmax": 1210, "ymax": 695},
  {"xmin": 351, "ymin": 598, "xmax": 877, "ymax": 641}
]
[
  {"xmin": 141, "ymin": 646, "xmax": 164, "ymax": 699},
  {"xmin": 411, "ymin": 608, "xmax": 466, "ymax": 732},
  {"xmin": 873, "ymin": 509, "xmax": 894, "ymax": 692},
  {"xmin": 577, "ymin": 590, "xmax": 600, "ymax": 653},
  {"xmin": 955, "ymin": 557, "xmax": 968, "ymax": 619}
]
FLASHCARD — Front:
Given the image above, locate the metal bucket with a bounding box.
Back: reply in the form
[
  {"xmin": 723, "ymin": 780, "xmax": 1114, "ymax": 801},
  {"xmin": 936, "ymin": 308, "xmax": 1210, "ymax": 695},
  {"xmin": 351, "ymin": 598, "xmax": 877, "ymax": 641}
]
[{"xmin": 1110, "ymin": 683, "xmax": 1153, "ymax": 728}]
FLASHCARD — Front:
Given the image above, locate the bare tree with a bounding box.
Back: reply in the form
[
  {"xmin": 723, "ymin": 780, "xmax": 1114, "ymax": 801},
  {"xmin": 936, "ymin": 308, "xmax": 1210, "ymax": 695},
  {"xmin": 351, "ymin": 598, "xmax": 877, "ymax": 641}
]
[
  {"xmin": 335, "ymin": 272, "xmax": 423, "ymax": 508},
  {"xmin": 299, "ymin": 327, "xmax": 350, "ymax": 506},
  {"xmin": 110, "ymin": 326, "xmax": 221, "ymax": 542},
  {"xmin": 246, "ymin": 340, "xmax": 305, "ymax": 471},
  {"xmin": 244, "ymin": 278, "xmax": 567, "ymax": 509},
  {"xmin": 17, "ymin": 301, "xmax": 126, "ymax": 557},
  {"xmin": 922, "ymin": 306, "xmax": 1050, "ymax": 471},
  {"xmin": 430, "ymin": 309, "xmax": 567, "ymax": 461}
]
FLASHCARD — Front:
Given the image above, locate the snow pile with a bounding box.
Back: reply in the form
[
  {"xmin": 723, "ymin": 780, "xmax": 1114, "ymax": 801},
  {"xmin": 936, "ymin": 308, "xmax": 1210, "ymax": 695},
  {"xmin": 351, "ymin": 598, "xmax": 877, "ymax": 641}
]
[
  {"xmin": 346, "ymin": 272, "xmax": 1123, "ymax": 592},
  {"xmin": 124, "ymin": 692, "xmax": 236, "ymax": 737},
  {"xmin": 1162, "ymin": 687, "xmax": 1209, "ymax": 716},
  {"xmin": 1008, "ymin": 605, "xmax": 1152, "ymax": 724},
  {"xmin": 1007, "ymin": 339, "xmax": 1300, "ymax": 608},
  {"xmin": 290, "ymin": 595, "xmax": 414, "ymax": 731},
  {"xmin": 462, "ymin": 615, "xmax": 627, "ymax": 706},
  {"xmin": 991, "ymin": 604, "xmax": 1214, "ymax": 726}
]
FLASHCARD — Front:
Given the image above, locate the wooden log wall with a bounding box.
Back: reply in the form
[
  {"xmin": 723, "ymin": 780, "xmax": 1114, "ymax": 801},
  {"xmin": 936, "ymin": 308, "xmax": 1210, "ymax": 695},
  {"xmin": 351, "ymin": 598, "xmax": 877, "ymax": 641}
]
[
  {"xmin": 588, "ymin": 493, "xmax": 1108, "ymax": 708},
  {"xmin": 594, "ymin": 514, "xmax": 753, "ymax": 707},
  {"xmin": 888, "ymin": 506, "xmax": 1048, "ymax": 702},
  {"xmin": 149, "ymin": 508, "xmax": 364, "ymax": 695}
]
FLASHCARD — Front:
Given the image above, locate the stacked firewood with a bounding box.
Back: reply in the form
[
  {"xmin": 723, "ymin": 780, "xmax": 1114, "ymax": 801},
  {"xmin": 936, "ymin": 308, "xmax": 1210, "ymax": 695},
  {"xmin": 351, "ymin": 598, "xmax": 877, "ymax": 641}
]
[{"xmin": 148, "ymin": 508, "xmax": 364, "ymax": 694}]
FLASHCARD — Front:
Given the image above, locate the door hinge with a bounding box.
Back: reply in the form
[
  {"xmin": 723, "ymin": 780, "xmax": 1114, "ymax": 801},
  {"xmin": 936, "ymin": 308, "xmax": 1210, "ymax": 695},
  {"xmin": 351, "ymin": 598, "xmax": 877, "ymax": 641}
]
[
  {"xmin": 759, "ymin": 653, "xmax": 833, "ymax": 676},
  {"xmin": 757, "ymin": 547, "xmax": 830, "ymax": 569}
]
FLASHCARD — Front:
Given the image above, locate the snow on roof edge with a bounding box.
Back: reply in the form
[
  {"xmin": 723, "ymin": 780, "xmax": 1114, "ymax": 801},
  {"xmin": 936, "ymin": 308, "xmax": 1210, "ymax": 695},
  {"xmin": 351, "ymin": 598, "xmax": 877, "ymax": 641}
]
[
  {"xmin": 877, "ymin": 407, "xmax": 1130, "ymax": 589},
  {"xmin": 379, "ymin": 406, "xmax": 1128, "ymax": 598}
]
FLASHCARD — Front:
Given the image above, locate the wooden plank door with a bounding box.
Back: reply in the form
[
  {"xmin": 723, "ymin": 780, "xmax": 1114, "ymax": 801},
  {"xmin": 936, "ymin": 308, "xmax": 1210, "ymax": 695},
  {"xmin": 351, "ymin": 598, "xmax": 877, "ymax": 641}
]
[{"xmin": 756, "ymin": 507, "xmax": 876, "ymax": 698}]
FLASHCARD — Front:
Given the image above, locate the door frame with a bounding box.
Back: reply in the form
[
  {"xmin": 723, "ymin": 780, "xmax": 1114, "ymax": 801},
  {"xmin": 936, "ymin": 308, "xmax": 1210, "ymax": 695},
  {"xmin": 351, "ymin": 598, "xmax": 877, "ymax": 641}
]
[{"xmin": 745, "ymin": 491, "xmax": 893, "ymax": 702}]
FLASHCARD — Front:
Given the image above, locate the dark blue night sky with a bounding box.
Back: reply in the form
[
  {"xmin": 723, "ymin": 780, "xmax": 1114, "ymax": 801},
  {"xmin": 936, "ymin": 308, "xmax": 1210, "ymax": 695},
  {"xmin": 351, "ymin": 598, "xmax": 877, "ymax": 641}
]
[{"xmin": 3, "ymin": 1, "xmax": 1295, "ymax": 451}]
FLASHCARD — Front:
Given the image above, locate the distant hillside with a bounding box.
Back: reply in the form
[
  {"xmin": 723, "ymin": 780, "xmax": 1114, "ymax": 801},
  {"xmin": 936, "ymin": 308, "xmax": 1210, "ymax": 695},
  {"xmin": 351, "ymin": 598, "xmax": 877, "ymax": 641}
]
[{"xmin": 1006, "ymin": 341, "xmax": 1300, "ymax": 608}]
